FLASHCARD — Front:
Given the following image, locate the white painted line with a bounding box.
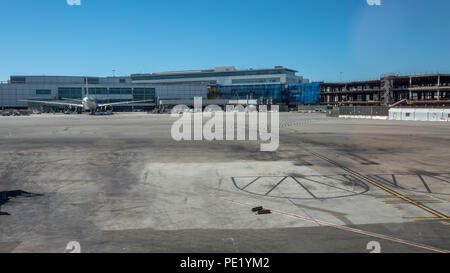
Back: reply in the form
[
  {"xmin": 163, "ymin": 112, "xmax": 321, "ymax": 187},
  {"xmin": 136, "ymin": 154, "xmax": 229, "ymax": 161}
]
[{"xmin": 211, "ymin": 195, "xmax": 450, "ymax": 253}]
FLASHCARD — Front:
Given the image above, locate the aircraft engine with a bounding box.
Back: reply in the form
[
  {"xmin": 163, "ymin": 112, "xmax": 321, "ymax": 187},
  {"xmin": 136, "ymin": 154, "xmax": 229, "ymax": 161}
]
[{"xmin": 103, "ymin": 105, "xmax": 113, "ymax": 112}]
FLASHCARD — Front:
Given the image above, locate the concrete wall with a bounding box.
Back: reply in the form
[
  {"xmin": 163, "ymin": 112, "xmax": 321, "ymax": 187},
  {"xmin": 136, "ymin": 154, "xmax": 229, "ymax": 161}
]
[{"xmin": 389, "ymin": 108, "xmax": 450, "ymax": 122}]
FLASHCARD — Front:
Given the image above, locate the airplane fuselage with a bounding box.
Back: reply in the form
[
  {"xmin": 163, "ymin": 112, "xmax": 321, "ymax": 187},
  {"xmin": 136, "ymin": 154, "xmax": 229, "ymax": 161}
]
[{"xmin": 82, "ymin": 97, "xmax": 98, "ymax": 111}]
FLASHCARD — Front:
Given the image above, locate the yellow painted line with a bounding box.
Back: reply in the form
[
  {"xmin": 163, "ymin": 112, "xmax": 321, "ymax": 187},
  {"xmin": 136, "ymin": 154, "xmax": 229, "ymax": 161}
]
[
  {"xmin": 374, "ymin": 195, "xmax": 428, "ymax": 199},
  {"xmin": 300, "ymin": 146, "xmax": 449, "ymax": 220},
  {"xmin": 344, "ymin": 168, "xmax": 448, "ymax": 219},
  {"xmin": 385, "ymin": 201, "xmax": 442, "ymax": 204},
  {"xmin": 414, "ymin": 218, "xmax": 450, "ymax": 221}
]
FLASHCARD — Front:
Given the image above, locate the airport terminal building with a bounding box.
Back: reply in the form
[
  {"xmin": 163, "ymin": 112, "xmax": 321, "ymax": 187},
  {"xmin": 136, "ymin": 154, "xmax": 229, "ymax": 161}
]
[
  {"xmin": 131, "ymin": 66, "xmax": 305, "ymax": 85},
  {"xmin": 0, "ymin": 66, "xmax": 313, "ymax": 110},
  {"xmin": 132, "ymin": 66, "xmax": 314, "ymax": 106},
  {"xmin": 0, "ymin": 75, "xmax": 208, "ymax": 110}
]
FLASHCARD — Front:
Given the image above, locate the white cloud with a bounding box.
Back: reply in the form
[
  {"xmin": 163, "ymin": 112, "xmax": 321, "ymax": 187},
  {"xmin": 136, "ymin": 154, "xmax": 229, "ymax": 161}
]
[
  {"xmin": 366, "ymin": 0, "xmax": 381, "ymax": 6},
  {"xmin": 67, "ymin": 0, "xmax": 81, "ymax": 6}
]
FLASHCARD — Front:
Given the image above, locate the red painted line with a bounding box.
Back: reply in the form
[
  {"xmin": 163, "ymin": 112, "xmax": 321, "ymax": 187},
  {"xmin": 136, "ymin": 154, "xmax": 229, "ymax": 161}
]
[{"xmin": 211, "ymin": 195, "xmax": 450, "ymax": 253}]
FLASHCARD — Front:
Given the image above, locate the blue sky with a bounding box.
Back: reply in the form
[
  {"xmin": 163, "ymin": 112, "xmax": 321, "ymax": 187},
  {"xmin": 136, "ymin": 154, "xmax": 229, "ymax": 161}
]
[{"xmin": 0, "ymin": 0, "xmax": 449, "ymax": 82}]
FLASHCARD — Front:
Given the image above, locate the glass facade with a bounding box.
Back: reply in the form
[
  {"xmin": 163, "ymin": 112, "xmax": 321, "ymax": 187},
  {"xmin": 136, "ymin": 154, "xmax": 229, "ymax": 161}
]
[
  {"xmin": 109, "ymin": 88, "xmax": 132, "ymax": 95},
  {"xmin": 216, "ymin": 84, "xmax": 285, "ymax": 103},
  {"xmin": 57, "ymin": 87, "xmax": 156, "ymax": 101},
  {"xmin": 87, "ymin": 88, "xmax": 108, "ymax": 95},
  {"xmin": 36, "ymin": 89, "xmax": 51, "ymax": 95},
  {"xmin": 10, "ymin": 77, "xmax": 26, "ymax": 84},
  {"xmin": 215, "ymin": 83, "xmax": 321, "ymax": 104},
  {"xmin": 132, "ymin": 69, "xmax": 291, "ymax": 81},
  {"xmin": 231, "ymin": 78, "xmax": 281, "ymax": 84},
  {"xmin": 288, "ymin": 86, "xmax": 301, "ymax": 102},
  {"xmin": 287, "ymin": 83, "xmax": 321, "ymax": 104},
  {"xmin": 133, "ymin": 88, "xmax": 156, "ymax": 102},
  {"xmin": 58, "ymin": 87, "xmax": 82, "ymax": 99},
  {"xmin": 207, "ymin": 86, "xmax": 220, "ymax": 99}
]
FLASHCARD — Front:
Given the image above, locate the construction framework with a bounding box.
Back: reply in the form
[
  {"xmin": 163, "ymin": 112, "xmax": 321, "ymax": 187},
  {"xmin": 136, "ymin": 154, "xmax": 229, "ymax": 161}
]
[{"xmin": 319, "ymin": 74, "xmax": 450, "ymax": 107}]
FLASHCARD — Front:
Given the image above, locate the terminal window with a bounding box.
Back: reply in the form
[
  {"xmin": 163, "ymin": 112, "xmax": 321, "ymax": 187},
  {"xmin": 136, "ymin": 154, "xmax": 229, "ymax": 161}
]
[
  {"xmin": 109, "ymin": 88, "xmax": 132, "ymax": 95},
  {"xmin": 88, "ymin": 88, "xmax": 108, "ymax": 95},
  {"xmin": 58, "ymin": 87, "xmax": 82, "ymax": 99},
  {"xmin": 133, "ymin": 88, "xmax": 156, "ymax": 102},
  {"xmin": 36, "ymin": 89, "xmax": 51, "ymax": 95},
  {"xmin": 10, "ymin": 76, "xmax": 26, "ymax": 84},
  {"xmin": 232, "ymin": 78, "xmax": 281, "ymax": 84},
  {"xmin": 86, "ymin": 78, "xmax": 100, "ymax": 84}
]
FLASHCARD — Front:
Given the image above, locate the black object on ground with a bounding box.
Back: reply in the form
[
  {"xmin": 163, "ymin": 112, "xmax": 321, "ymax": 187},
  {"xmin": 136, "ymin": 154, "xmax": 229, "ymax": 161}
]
[
  {"xmin": 252, "ymin": 206, "xmax": 264, "ymax": 212},
  {"xmin": 257, "ymin": 209, "xmax": 272, "ymax": 215}
]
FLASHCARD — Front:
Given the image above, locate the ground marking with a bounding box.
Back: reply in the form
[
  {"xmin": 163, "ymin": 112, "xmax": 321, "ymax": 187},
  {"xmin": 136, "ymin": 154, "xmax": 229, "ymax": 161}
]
[
  {"xmin": 384, "ymin": 201, "xmax": 442, "ymax": 204},
  {"xmin": 300, "ymin": 144, "xmax": 449, "ymax": 220},
  {"xmin": 210, "ymin": 195, "xmax": 450, "ymax": 253}
]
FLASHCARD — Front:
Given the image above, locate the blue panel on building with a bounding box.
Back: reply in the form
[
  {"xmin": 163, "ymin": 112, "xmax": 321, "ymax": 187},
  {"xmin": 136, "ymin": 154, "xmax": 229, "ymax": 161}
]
[
  {"xmin": 300, "ymin": 82, "xmax": 320, "ymax": 104},
  {"xmin": 287, "ymin": 83, "xmax": 320, "ymax": 104},
  {"xmin": 215, "ymin": 82, "xmax": 320, "ymax": 104},
  {"xmin": 216, "ymin": 84, "xmax": 284, "ymax": 103}
]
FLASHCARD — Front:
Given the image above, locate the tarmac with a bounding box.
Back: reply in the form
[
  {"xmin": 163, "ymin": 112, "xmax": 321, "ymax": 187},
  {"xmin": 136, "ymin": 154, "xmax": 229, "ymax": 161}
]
[{"xmin": 0, "ymin": 112, "xmax": 449, "ymax": 253}]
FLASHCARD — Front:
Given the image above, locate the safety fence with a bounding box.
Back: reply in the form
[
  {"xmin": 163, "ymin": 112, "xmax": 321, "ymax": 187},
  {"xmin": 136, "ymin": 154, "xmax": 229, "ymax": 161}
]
[{"xmin": 326, "ymin": 106, "xmax": 389, "ymax": 119}]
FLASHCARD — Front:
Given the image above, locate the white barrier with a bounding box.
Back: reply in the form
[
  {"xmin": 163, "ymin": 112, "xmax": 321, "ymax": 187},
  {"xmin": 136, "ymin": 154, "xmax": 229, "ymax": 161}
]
[
  {"xmin": 444, "ymin": 109, "xmax": 450, "ymax": 122},
  {"xmin": 389, "ymin": 110, "xmax": 401, "ymax": 120},
  {"xmin": 339, "ymin": 115, "xmax": 388, "ymax": 120},
  {"xmin": 388, "ymin": 108, "xmax": 449, "ymax": 122}
]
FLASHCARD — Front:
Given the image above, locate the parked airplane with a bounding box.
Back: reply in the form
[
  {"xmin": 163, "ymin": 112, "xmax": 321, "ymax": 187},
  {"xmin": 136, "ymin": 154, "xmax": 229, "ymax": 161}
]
[{"xmin": 21, "ymin": 79, "xmax": 152, "ymax": 114}]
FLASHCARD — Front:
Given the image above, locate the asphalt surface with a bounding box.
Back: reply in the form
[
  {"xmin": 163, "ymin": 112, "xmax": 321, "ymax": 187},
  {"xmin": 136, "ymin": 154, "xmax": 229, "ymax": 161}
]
[{"xmin": 0, "ymin": 112, "xmax": 449, "ymax": 253}]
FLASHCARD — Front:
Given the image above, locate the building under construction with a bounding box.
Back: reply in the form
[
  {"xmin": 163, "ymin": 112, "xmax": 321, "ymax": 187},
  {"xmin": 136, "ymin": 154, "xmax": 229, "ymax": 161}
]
[{"xmin": 319, "ymin": 74, "xmax": 450, "ymax": 107}]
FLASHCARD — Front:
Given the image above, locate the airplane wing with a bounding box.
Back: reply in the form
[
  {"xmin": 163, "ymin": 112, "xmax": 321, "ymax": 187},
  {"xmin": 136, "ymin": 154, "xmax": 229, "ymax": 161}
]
[
  {"xmin": 98, "ymin": 100, "xmax": 154, "ymax": 107},
  {"xmin": 20, "ymin": 100, "xmax": 83, "ymax": 108},
  {"xmin": 61, "ymin": 98, "xmax": 83, "ymax": 103}
]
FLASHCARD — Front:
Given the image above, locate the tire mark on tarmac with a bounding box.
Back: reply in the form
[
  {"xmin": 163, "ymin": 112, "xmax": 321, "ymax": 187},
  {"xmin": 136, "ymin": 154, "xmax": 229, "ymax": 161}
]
[{"xmin": 210, "ymin": 195, "xmax": 450, "ymax": 253}]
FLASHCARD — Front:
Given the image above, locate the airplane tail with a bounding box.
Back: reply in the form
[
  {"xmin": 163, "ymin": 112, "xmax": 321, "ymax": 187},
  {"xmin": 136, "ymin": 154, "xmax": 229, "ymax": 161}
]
[{"xmin": 85, "ymin": 77, "xmax": 89, "ymax": 97}]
